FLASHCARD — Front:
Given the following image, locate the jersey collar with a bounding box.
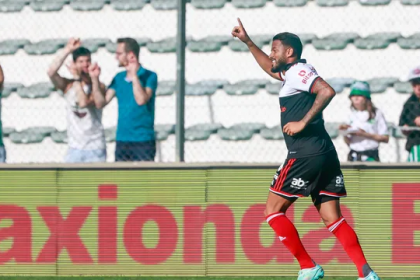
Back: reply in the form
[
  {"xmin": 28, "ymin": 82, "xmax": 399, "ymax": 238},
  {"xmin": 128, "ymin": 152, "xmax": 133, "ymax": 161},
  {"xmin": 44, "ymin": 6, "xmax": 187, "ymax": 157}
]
[{"xmin": 284, "ymin": 59, "xmax": 307, "ymax": 71}]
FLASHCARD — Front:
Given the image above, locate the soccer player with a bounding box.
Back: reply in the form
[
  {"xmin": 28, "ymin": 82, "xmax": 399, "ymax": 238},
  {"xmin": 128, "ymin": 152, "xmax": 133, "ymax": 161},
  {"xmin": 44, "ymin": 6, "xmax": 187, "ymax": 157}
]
[
  {"xmin": 48, "ymin": 38, "xmax": 107, "ymax": 163},
  {"xmin": 232, "ymin": 19, "xmax": 380, "ymax": 280}
]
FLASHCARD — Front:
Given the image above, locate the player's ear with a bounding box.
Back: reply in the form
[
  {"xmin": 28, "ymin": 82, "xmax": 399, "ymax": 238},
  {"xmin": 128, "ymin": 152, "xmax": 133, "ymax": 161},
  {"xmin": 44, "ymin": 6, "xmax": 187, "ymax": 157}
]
[{"xmin": 286, "ymin": 47, "xmax": 294, "ymax": 58}]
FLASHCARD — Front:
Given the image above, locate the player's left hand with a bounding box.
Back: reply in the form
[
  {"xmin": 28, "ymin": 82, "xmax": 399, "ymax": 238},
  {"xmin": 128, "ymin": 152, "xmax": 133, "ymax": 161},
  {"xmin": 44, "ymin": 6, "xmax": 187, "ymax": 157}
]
[{"xmin": 283, "ymin": 121, "xmax": 306, "ymax": 136}]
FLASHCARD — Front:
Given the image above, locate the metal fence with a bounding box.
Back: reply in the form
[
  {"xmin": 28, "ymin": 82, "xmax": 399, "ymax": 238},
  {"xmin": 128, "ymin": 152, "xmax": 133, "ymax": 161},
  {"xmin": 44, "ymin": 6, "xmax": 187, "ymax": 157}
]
[{"xmin": 0, "ymin": 0, "xmax": 419, "ymax": 164}]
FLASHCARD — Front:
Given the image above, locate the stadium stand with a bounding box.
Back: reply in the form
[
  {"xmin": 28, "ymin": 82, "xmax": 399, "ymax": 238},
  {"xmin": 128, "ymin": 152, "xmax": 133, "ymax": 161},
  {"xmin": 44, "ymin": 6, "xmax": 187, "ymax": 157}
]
[{"xmin": 0, "ymin": 0, "xmax": 419, "ymax": 163}]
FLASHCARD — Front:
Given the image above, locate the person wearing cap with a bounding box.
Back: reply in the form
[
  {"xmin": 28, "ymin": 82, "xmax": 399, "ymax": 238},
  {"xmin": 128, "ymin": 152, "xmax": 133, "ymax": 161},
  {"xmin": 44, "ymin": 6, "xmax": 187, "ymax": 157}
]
[
  {"xmin": 339, "ymin": 81, "xmax": 389, "ymax": 162},
  {"xmin": 399, "ymin": 66, "xmax": 420, "ymax": 162}
]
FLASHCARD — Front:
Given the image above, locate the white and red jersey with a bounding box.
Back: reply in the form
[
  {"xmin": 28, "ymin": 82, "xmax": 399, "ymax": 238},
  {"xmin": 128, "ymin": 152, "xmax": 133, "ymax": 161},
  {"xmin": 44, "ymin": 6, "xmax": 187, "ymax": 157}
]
[{"xmin": 278, "ymin": 59, "xmax": 335, "ymax": 158}]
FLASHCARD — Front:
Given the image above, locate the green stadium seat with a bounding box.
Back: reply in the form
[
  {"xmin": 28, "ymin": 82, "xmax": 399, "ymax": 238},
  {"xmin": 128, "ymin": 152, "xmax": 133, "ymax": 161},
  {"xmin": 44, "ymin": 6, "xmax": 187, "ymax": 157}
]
[
  {"xmin": 156, "ymin": 82, "xmax": 175, "ymax": 96},
  {"xmin": 155, "ymin": 130, "xmax": 169, "ymax": 141},
  {"xmin": 323, "ymin": 33, "xmax": 360, "ymax": 43},
  {"xmin": 10, "ymin": 131, "xmax": 45, "ymax": 144},
  {"xmin": 266, "ymin": 83, "xmax": 282, "ymax": 95},
  {"xmin": 22, "ymin": 126, "xmax": 57, "ymax": 137},
  {"xmin": 190, "ymin": 0, "xmax": 227, "ymax": 9},
  {"xmin": 260, "ymin": 126, "xmax": 284, "ymax": 140},
  {"xmin": 358, "ymin": 0, "xmax": 391, "ymax": 5},
  {"xmin": 24, "ymin": 39, "xmax": 67, "ymax": 55},
  {"xmin": 196, "ymin": 80, "xmax": 229, "ymax": 89},
  {"xmin": 185, "ymin": 129, "xmax": 212, "ymax": 141},
  {"xmin": 81, "ymin": 38, "xmax": 111, "ymax": 52},
  {"xmin": 316, "ymin": 0, "xmax": 349, "ymax": 7},
  {"xmin": 186, "ymin": 84, "xmax": 218, "ymax": 96},
  {"xmin": 354, "ymin": 38, "xmax": 390, "ymax": 49},
  {"xmin": 105, "ymin": 127, "xmax": 116, "ymax": 142},
  {"xmin": 0, "ymin": 1, "xmax": 26, "ymax": 13},
  {"xmin": 50, "ymin": 131, "xmax": 68, "ymax": 144},
  {"xmin": 228, "ymin": 39, "xmax": 265, "ymax": 52},
  {"xmin": 224, "ymin": 84, "xmax": 259, "ymax": 95},
  {"xmin": 397, "ymin": 38, "xmax": 420, "ymax": 49},
  {"xmin": 251, "ymin": 34, "xmax": 273, "ymax": 44},
  {"xmin": 367, "ymin": 77, "xmax": 399, "ymax": 87},
  {"xmin": 151, "ymin": 0, "xmax": 177, "ymax": 10},
  {"xmin": 17, "ymin": 82, "xmax": 54, "ymax": 99},
  {"xmin": 218, "ymin": 128, "xmax": 254, "ymax": 141},
  {"xmin": 111, "ymin": 0, "xmax": 148, "ymax": 11},
  {"xmin": 330, "ymin": 83, "xmax": 345, "ymax": 94},
  {"xmin": 366, "ymin": 32, "xmax": 401, "ymax": 42},
  {"xmin": 324, "ymin": 123, "xmax": 339, "ymax": 139},
  {"xmin": 187, "ymin": 40, "xmax": 223, "ymax": 52},
  {"xmin": 410, "ymin": 33, "xmax": 420, "ymax": 39},
  {"xmin": 155, "ymin": 124, "xmax": 175, "ymax": 134},
  {"xmin": 369, "ymin": 82, "xmax": 387, "ymax": 94},
  {"xmin": 202, "ymin": 35, "xmax": 232, "ymax": 45},
  {"xmin": 0, "ymin": 40, "xmax": 26, "ymax": 55},
  {"xmin": 3, "ymin": 127, "xmax": 16, "ymax": 137},
  {"xmin": 238, "ymin": 79, "xmax": 270, "ymax": 88},
  {"xmin": 230, "ymin": 122, "xmax": 266, "ymax": 133},
  {"xmin": 1, "ymin": 83, "xmax": 24, "ymax": 98},
  {"xmin": 187, "ymin": 123, "xmax": 223, "ymax": 133},
  {"xmin": 312, "ymin": 39, "xmax": 348, "ymax": 50},
  {"xmin": 232, "ymin": 0, "xmax": 267, "ymax": 8},
  {"xmin": 30, "ymin": 0, "xmax": 66, "ymax": 12},
  {"xmin": 298, "ymin": 33, "xmax": 318, "ymax": 45},
  {"xmin": 70, "ymin": 0, "xmax": 106, "ymax": 11},
  {"xmin": 394, "ymin": 82, "xmax": 412, "ymax": 94},
  {"xmin": 274, "ymin": 0, "xmax": 308, "ymax": 7},
  {"xmin": 147, "ymin": 38, "xmax": 176, "ymax": 53},
  {"xmin": 326, "ymin": 77, "xmax": 354, "ymax": 87},
  {"xmin": 401, "ymin": 0, "xmax": 420, "ymax": 4}
]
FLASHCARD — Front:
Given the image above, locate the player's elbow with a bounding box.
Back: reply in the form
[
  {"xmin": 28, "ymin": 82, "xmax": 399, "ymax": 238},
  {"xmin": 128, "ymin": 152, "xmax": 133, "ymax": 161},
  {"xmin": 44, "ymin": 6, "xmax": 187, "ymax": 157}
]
[
  {"xmin": 320, "ymin": 87, "xmax": 336, "ymax": 100},
  {"xmin": 382, "ymin": 135, "xmax": 390, "ymax": 143},
  {"xmin": 47, "ymin": 68, "xmax": 56, "ymax": 78}
]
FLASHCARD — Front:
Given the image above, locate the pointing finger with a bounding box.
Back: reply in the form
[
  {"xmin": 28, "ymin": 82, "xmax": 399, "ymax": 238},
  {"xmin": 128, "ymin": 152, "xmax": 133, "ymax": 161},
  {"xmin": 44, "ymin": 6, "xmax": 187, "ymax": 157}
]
[{"xmin": 237, "ymin": 18, "xmax": 244, "ymax": 28}]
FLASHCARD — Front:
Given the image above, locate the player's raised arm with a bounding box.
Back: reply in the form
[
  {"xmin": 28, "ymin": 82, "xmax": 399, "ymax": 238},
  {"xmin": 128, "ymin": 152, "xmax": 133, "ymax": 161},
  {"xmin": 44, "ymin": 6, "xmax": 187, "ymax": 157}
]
[
  {"xmin": 283, "ymin": 78, "xmax": 336, "ymax": 136},
  {"xmin": 232, "ymin": 18, "xmax": 280, "ymax": 80}
]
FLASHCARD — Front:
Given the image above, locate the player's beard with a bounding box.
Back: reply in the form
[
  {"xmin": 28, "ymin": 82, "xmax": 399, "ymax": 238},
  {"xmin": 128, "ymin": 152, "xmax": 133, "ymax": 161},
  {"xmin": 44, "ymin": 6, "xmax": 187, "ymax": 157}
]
[{"xmin": 270, "ymin": 57, "xmax": 286, "ymax": 73}]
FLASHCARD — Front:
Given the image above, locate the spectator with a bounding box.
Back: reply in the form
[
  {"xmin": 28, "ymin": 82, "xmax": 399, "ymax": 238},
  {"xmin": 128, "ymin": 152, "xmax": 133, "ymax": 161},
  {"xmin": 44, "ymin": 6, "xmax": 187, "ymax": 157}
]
[
  {"xmin": 0, "ymin": 64, "xmax": 6, "ymax": 163},
  {"xmin": 399, "ymin": 66, "xmax": 420, "ymax": 162},
  {"xmin": 93, "ymin": 38, "xmax": 158, "ymax": 162},
  {"xmin": 339, "ymin": 81, "xmax": 389, "ymax": 162},
  {"xmin": 48, "ymin": 38, "xmax": 107, "ymax": 163}
]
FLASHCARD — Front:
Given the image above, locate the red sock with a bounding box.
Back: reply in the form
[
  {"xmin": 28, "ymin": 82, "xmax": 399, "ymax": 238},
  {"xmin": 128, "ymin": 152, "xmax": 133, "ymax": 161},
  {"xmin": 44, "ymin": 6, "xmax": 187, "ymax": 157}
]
[
  {"xmin": 266, "ymin": 212, "xmax": 314, "ymax": 269},
  {"xmin": 328, "ymin": 217, "xmax": 368, "ymax": 277}
]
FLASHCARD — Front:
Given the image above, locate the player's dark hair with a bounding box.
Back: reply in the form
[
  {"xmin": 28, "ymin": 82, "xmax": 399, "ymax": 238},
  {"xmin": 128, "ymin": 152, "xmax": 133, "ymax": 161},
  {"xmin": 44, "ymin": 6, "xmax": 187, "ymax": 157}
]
[
  {"xmin": 117, "ymin": 37, "xmax": 140, "ymax": 59},
  {"xmin": 272, "ymin": 32, "xmax": 303, "ymax": 59},
  {"xmin": 72, "ymin": 47, "xmax": 91, "ymax": 62}
]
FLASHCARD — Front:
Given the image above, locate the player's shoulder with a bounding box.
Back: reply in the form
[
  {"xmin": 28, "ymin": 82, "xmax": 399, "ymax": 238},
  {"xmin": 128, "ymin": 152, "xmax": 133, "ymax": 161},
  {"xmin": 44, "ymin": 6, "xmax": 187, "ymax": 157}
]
[
  {"xmin": 285, "ymin": 62, "xmax": 318, "ymax": 81},
  {"xmin": 284, "ymin": 62, "xmax": 319, "ymax": 90}
]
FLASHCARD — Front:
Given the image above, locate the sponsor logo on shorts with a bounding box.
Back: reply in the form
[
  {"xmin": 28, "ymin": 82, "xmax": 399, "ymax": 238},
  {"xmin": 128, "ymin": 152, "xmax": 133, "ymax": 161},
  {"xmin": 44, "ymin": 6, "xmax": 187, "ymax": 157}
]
[
  {"xmin": 279, "ymin": 236, "xmax": 287, "ymax": 241},
  {"xmin": 336, "ymin": 175, "xmax": 344, "ymax": 187},
  {"xmin": 291, "ymin": 178, "xmax": 308, "ymax": 189}
]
